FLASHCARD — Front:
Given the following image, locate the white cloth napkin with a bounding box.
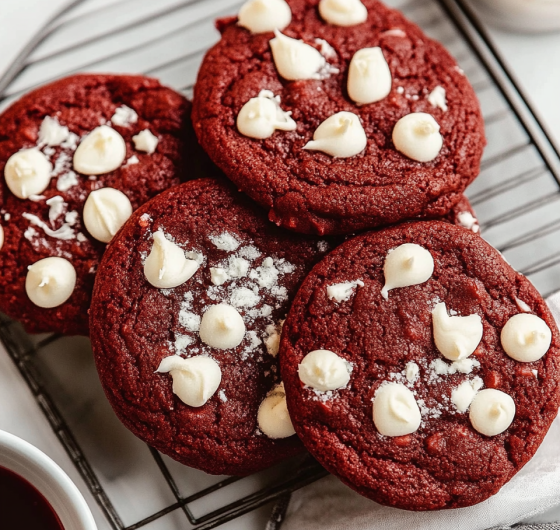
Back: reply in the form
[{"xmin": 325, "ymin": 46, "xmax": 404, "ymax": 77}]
[{"xmin": 281, "ymin": 293, "xmax": 560, "ymax": 530}]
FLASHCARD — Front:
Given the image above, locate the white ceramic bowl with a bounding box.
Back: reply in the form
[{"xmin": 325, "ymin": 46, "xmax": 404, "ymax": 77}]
[
  {"xmin": 0, "ymin": 430, "xmax": 97, "ymax": 530},
  {"xmin": 470, "ymin": 0, "xmax": 560, "ymax": 32}
]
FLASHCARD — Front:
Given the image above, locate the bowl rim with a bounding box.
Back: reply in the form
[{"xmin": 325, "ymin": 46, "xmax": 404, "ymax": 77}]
[{"xmin": 0, "ymin": 429, "xmax": 97, "ymax": 530}]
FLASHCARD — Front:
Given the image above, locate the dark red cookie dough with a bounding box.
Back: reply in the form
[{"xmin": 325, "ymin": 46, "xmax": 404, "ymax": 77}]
[
  {"xmin": 90, "ymin": 178, "xmax": 337, "ymax": 475},
  {"xmin": 0, "ymin": 74, "xmax": 192, "ymax": 335},
  {"xmin": 192, "ymin": 0, "xmax": 486, "ymax": 235},
  {"xmin": 280, "ymin": 221, "xmax": 560, "ymax": 510}
]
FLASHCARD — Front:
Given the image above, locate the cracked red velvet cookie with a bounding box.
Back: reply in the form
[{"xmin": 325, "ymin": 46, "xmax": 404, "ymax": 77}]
[
  {"xmin": 192, "ymin": 0, "xmax": 485, "ymax": 235},
  {"xmin": 0, "ymin": 74, "xmax": 192, "ymax": 335},
  {"xmin": 90, "ymin": 178, "xmax": 337, "ymax": 475},
  {"xmin": 279, "ymin": 221, "xmax": 559, "ymax": 510}
]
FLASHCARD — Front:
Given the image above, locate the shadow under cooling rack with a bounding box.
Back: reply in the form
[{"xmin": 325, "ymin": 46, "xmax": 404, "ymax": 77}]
[{"xmin": 1, "ymin": 0, "xmax": 560, "ymax": 529}]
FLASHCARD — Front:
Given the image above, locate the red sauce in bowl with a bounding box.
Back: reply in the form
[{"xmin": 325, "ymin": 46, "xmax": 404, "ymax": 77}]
[{"xmin": 0, "ymin": 466, "xmax": 64, "ymax": 529}]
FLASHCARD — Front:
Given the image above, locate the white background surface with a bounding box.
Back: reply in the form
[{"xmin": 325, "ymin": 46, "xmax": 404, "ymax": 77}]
[{"xmin": 1, "ymin": 1, "xmax": 560, "ymax": 529}]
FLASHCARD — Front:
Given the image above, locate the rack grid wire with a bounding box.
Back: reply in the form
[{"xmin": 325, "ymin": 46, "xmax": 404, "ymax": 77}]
[{"xmin": 1, "ymin": 0, "xmax": 560, "ymax": 528}]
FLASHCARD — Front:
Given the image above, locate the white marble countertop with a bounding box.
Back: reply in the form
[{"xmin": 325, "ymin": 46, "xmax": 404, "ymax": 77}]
[{"xmin": 1, "ymin": 1, "xmax": 560, "ymax": 529}]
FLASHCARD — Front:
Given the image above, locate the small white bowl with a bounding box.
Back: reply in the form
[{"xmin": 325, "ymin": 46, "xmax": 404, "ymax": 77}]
[
  {"xmin": 470, "ymin": 0, "xmax": 560, "ymax": 32},
  {"xmin": 0, "ymin": 430, "xmax": 97, "ymax": 530}
]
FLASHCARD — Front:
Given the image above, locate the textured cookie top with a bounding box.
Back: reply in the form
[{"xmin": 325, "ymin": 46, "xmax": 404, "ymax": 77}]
[
  {"xmin": 90, "ymin": 178, "xmax": 335, "ymax": 475},
  {"xmin": 280, "ymin": 221, "xmax": 560, "ymax": 510},
  {"xmin": 0, "ymin": 74, "xmax": 191, "ymax": 335},
  {"xmin": 192, "ymin": 0, "xmax": 485, "ymax": 235}
]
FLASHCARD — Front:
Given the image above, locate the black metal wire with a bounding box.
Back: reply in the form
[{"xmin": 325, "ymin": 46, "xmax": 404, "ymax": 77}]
[{"xmin": 1, "ymin": 0, "xmax": 560, "ymax": 529}]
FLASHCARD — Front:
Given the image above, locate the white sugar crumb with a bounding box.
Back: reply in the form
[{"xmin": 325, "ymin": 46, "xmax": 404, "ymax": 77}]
[
  {"xmin": 430, "ymin": 357, "xmax": 480, "ymax": 376},
  {"xmin": 22, "ymin": 212, "xmax": 75, "ymax": 240},
  {"xmin": 218, "ymin": 390, "xmax": 227, "ymax": 402},
  {"xmin": 210, "ymin": 267, "xmax": 229, "ymax": 286},
  {"xmin": 174, "ymin": 334, "xmax": 193, "ymax": 352},
  {"xmin": 61, "ymin": 132, "xmax": 79, "ymax": 150},
  {"xmin": 317, "ymin": 240, "xmax": 329, "ymax": 253},
  {"xmin": 111, "ymin": 105, "xmax": 138, "ymax": 127},
  {"xmin": 46, "ymin": 196, "xmax": 65, "ymax": 224},
  {"xmin": 406, "ymin": 362, "xmax": 419, "ymax": 383},
  {"xmin": 4, "ymin": 214, "xmax": 10, "ymax": 221},
  {"xmin": 532, "ymin": 369, "xmax": 539, "ymax": 378},
  {"xmin": 209, "ymin": 232, "xmax": 240, "ymax": 251},
  {"xmin": 179, "ymin": 310, "xmax": 201, "ymax": 332},
  {"xmin": 52, "ymin": 151, "xmax": 71, "ymax": 175},
  {"xmin": 396, "ymin": 86, "xmax": 404, "ymax": 94},
  {"xmin": 185, "ymin": 251, "xmax": 204, "ymax": 265},
  {"xmin": 38, "ymin": 116, "xmax": 70, "ymax": 147},
  {"xmin": 65, "ymin": 211, "xmax": 78, "ymax": 225},
  {"xmin": 230, "ymin": 287, "xmax": 260, "ymax": 308},
  {"xmin": 77, "ymin": 233, "xmax": 87, "ymax": 242},
  {"xmin": 315, "ymin": 38, "xmax": 337, "ymax": 59},
  {"xmin": 261, "ymin": 304, "xmax": 273, "ymax": 317},
  {"xmin": 427, "ymin": 86, "xmax": 448, "ymax": 112},
  {"xmin": 457, "ymin": 211, "xmax": 480, "ymax": 233},
  {"xmin": 515, "ymin": 297, "xmax": 532, "ymax": 313},
  {"xmin": 276, "ymin": 259, "xmax": 295, "ymax": 274},
  {"xmin": 140, "ymin": 213, "xmax": 151, "ymax": 223},
  {"xmin": 270, "ymin": 286, "xmax": 288, "ymax": 302},
  {"xmin": 451, "ymin": 377, "xmax": 483, "ymax": 413},
  {"xmin": 327, "ymin": 280, "xmax": 364, "ymax": 303},
  {"xmin": 228, "ymin": 257, "xmax": 250, "ymax": 278},
  {"xmin": 24, "ymin": 226, "xmax": 38, "ymax": 241},
  {"xmin": 125, "ymin": 155, "xmax": 139, "ymax": 166},
  {"xmin": 238, "ymin": 245, "xmax": 261, "ymax": 260},
  {"xmin": 250, "ymin": 262, "xmax": 279, "ymax": 289},
  {"xmin": 56, "ymin": 171, "xmax": 79, "ymax": 192},
  {"xmin": 246, "ymin": 330, "xmax": 262, "ymax": 352}
]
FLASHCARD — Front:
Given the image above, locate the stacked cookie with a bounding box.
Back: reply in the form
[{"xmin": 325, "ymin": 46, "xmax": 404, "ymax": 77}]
[{"xmin": 1, "ymin": 0, "xmax": 557, "ymax": 512}]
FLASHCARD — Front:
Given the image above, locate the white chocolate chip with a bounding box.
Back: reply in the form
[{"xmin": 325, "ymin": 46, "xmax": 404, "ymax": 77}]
[
  {"xmin": 405, "ymin": 361, "xmax": 419, "ymax": 383},
  {"xmin": 133, "ymin": 129, "xmax": 158, "ymax": 154},
  {"xmin": 327, "ymin": 280, "xmax": 364, "ymax": 302},
  {"xmin": 25, "ymin": 257, "xmax": 76, "ymax": 308},
  {"xmin": 83, "ymin": 187, "xmax": 133, "ymax": 243},
  {"xmin": 257, "ymin": 382, "xmax": 296, "ymax": 439},
  {"xmin": 157, "ymin": 355, "xmax": 221, "ymax": 407},
  {"xmin": 432, "ymin": 302, "xmax": 483, "ymax": 361},
  {"xmin": 427, "ymin": 86, "xmax": 448, "ymax": 112},
  {"xmin": 392, "ymin": 113, "xmax": 443, "ymax": 162},
  {"xmin": 270, "ymin": 30, "xmax": 326, "ymax": 81},
  {"xmin": 303, "ymin": 112, "xmax": 367, "ymax": 158},
  {"xmin": 264, "ymin": 321, "xmax": 284, "ymax": 356},
  {"xmin": 319, "ymin": 0, "xmax": 367, "ymax": 27},
  {"xmin": 515, "ymin": 298, "xmax": 531, "ymax": 313},
  {"xmin": 73, "ymin": 125, "xmax": 126, "ymax": 175},
  {"xmin": 381, "ymin": 243, "xmax": 434, "ymax": 299},
  {"xmin": 238, "ymin": 0, "xmax": 292, "ymax": 33},
  {"xmin": 372, "ymin": 383, "xmax": 421, "ymax": 437},
  {"xmin": 210, "ymin": 267, "xmax": 229, "ymax": 286},
  {"xmin": 348, "ymin": 47, "xmax": 391, "ymax": 105},
  {"xmin": 4, "ymin": 149, "xmax": 53, "ymax": 199},
  {"xmin": 469, "ymin": 389, "xmax": 515, "ymax": 436},
  {"xmin": 144, "ymin": 230, "xmax": 199, "ymax": 289},
  {"xmin": 111, "ymin": 105, "xmax": 138, "ymax": 127},
  {"xmin": 501, "ymin": 313, "xmax": 551, "ymax": 362},
  {"xmin": 237, "ymin": 90, "xmax": 296, "ymax": 140},
  {"xmin": 38, "ymin": 116, "xmax": 70, "ymax": 147},
  {"xmin": 451, "ymin": 376, "xmax": 483, "ymax": 413},
  {"xmin": 457, "ymin": 211, "xmax": 480, "ymax": 233},
  {"xmin": 199, "ymin": 304, "xmax": 246, "ymax": 349},
  {"xmin": 298, "ymin": 349, "xmax": 351, "ymax": 392},
  {"xmin": 209, "ymin": 232, "xmax": 240, "ymax": 251}
]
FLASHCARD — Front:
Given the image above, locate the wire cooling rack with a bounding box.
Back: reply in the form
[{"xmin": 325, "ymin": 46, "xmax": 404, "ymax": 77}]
[{"xmin": 1, "ymin": 0, "xmax": 560, "ymax": 529}]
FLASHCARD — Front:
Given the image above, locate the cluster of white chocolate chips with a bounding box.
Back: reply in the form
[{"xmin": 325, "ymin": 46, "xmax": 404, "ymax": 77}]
[
  {"xmin": 2, "ymin": 107, "xmax": 160, "ymax": 309},
  {"xmin": 147, "ymin": 228, "xmax": 298, "ymax": 440},
  {"xmin": 236, "ymin": 0, "xmax": 445, "ymax": 162},
  {"xmin": 298, "ymin": 242, "xmax": 552, "ymax": 438}
]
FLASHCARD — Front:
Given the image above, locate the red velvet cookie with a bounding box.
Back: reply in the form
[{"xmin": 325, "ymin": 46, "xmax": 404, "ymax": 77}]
[
  {"xmin": 192, "ymin": 0, "xmax": 485, "ymax": 235},
  {"xmin": 0, "ymin": 74, "xmax": 192, "ymax": 335},
  {"xmin": 90, "ymin": 178, "xmax": 336, "ymax": 475},
  {"xmin": 280, "ymin": 221, "xmax": 559, "ymax": 510}
]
